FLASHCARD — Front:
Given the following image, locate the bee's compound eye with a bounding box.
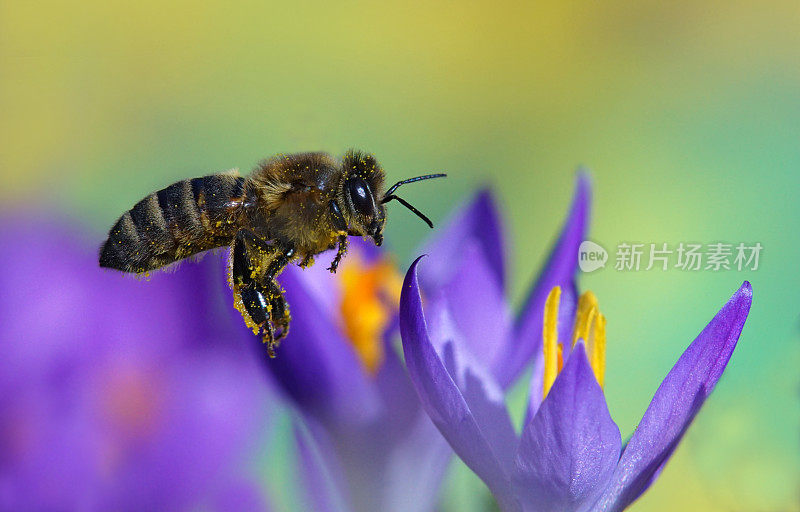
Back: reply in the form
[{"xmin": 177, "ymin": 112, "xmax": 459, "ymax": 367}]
[{"xmin": 346, "ymin": 178, "xmax": 374, "ymax": 216}]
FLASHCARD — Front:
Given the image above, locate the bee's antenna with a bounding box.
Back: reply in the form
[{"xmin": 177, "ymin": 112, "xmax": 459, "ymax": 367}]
[
  {"xmin": 381, "ymin": 173, "xmax": 446, "ymax": 228},
  {"xmin": 384, "ymin": 173, "xmax": 447, "ymax": 197},
  {"xmin": 382, "ymin": 194, "xmax": 435, "ymax": 228}
]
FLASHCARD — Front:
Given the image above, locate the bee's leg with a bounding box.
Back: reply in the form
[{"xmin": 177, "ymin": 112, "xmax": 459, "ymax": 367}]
[
  {"xmin": 298, "ymin": 253, "xmax": 315, "ymax": 268},
  {"xmin": 256, "ymin": 244, "xmax": 295, "ymax": 355},
  {"xmin": 327, "ymin": 234, "xmax": 348, "ymax": 273},
  {"xmin": 232, "ymin": 232, "xmax": 278, "ymax": 353},
  {"xmin": 242, "ymin": 283, "xmax": 281, "ymax": 357},
  {"xmin": 231, "ymin": 230, "xmax": 297, "ymax": 356},
  {"xmin": 265, "ymin": 279, "xmax": 290, "ymax": 344},
  {"xmin": 263, "ymin": 245, "xmax": 295, "ymax": 280}
]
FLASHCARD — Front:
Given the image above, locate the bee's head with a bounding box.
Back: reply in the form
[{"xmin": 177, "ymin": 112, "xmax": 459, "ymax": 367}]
[
  {"xmin": 340, "ymin": 151, "xmax": 387, "ymax": 245},
  {"xmin": 338, "ymin": 150, "xmax": 447, "ymax": 246}
]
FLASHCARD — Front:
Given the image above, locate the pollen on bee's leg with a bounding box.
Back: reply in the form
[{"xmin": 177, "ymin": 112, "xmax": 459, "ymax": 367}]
[
  {"xmin": 266, "ymin": 340, "xmax": 276, "ymax": 358},
  {"xmin": 261, "ymin": 321, "xmax": 278, "ymax": 357},
  {"xmin": 299, "ymin": 255, "xmax": 315, "ymax": 268},
  {"xmin": 543, "ymin": 286, "xmax": 561, "ymax": 400},
  {"xmin": 232, "ymin": 289, "xmax": 261, "ymax": 335}
]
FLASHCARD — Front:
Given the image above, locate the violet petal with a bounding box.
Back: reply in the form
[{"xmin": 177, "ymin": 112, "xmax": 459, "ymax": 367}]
[
  {"xmin": 418, "ymin": 189, "xmax": 506, "ymax": 292},
  {"xmin": 496, "ymin": 172, "xmax": 591, "ymax": 390},
  {"xmin": 514, "ymin": 343, "xmax": 620, "ymax": 512},
  {"xmin": 263, "ymin": 265, "xmax": 381, "ymax": 427},
  {"xmin": 294, "ymin": 422, "xmax": 350, "ymax": 512},
  {"xmin": 593, "ymin": 281, "xmax": 752, "ymax": 512},
  {"xmin": 425, "ymin": 241, "xmax": 512, "ymax": 370},
  {"xmin": 400, "ymin": 257, "xmax": 519, "ymax": 511}
]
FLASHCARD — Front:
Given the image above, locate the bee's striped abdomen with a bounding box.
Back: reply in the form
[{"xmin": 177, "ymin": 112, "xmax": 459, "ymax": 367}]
[{"xmin": 99, "ymin": 174, "xmax": 248, "ymax": 273}]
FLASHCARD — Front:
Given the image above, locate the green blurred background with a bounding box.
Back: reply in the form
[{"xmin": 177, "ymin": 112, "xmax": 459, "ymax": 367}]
[{"xmin": 2, "ymin": 1, "xmax": 798, "ymax": 510}]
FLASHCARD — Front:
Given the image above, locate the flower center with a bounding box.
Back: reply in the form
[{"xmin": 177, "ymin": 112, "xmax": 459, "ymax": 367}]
[
  {"xmin": 102, "ymin": 364, "xmax": 162, "ymax": 437},
  {"xmin": 542, "ymin": 286, "xmax": 606, "ymax": 398},
  {"xmin": 339, "ymin": 253, "xmax": 402, "ymax": 374}
]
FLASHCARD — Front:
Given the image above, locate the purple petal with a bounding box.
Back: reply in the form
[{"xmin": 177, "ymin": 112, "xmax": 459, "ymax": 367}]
[
  {"xmin": 331, "ymin": 334, "xmax": 452, "ymax": 512},
  {"xmin": 524, "ymin": 351, "xmax": 546, "ymax": 428},
  {"xmin": 513, "ymin": 343, "xmax": 620, "ymax": 512},
  {"xmin": 418, "ymin": 189, "xmax": 506, "ymax": 292},
  {"xmin": 262, "ymin": 265, "xmax": 381, "ymax": 427},
  {"xmin": 301, "ymin": 401, "xmax": 451, "ymax": 512},
  {"xmin": 374, "ymin": 337, "xmax": 427, "ymax": 440},
  {"xmin": 0, "ymin": 216, "xmax": 271, "ymax": 510},
  {"xmin": 379, "ymin": 414, "xmax": 454, "ymax": 512},
  {"xmin": 400, "ymin": 257, "xmax": 519, "ymax": 511},
  {"xmin": 92, "ymin": 350, "xmax": 269, "ymax": 511},
  {"xmin": 294, "ymin": 422, "xmax": 350, "ymax": 512},
  {"xmin": 415, "ymin": 263, "xmax": 518, "ymax": 469},
  {"xmin": 210, "ymin": 479, "xmax": 272, "ymax": 512},
  {"xmin": 273, "ymin": 241, "xmax": 451, "ymax": 512},
  {"xmin": 0, "ymin": 219, "xmax": 188, "ymax": 384},
  {"xmin": 425, "ymin": 241, "xmax": 512, "ymax": 370},
  {"xmin": 593, "ymin": 281, "xmax": 753, "ymax": 512},
  {"xmin": 495, "ymin": 172, "xmax": 591, "ymax": 390}
]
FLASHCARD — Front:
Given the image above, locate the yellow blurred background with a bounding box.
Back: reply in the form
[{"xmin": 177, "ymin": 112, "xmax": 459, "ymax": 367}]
[{"xmin": 2, "ymin": 1, "xmax": 798, "ymax": 510}]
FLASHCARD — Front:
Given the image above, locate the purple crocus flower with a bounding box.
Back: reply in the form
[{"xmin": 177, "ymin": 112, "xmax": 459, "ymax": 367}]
[
  {"xmin": 259, "ymin": 232, "xmax": 454, "ymax": 512},
  {"xmin": 259, "ymin": 175, "xmax": 589, "ymax": 512},
  {"xmin": 400, "ymin": 237, "xmax": 753, "ymax": 511},
  {"xmin": 0, "ymin": 216, "xmax": 272, "ymax": 511}
]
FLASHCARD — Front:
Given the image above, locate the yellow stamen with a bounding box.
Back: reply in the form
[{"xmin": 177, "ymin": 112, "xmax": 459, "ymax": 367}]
[
  {"xmin": 585, "ymin": 309, "xmax": 596, "ymax": 375},
  {"xmin": 542, "ymin": 286, "xmax": 561, "ymax": 399},
  {"xmin": 572, "ymin": 291, "xmax": 598, "ymax": 347},
  {"xmin": 592, "ymin": 313, "xmax": 606, "ymax": 387},
  {"xmin": 542, "ymin": 288, "xmax": 608, "ymax": 396},
  {"xmin": 339, "ymin": 254, "xmax": 401, "ymax": 374}
]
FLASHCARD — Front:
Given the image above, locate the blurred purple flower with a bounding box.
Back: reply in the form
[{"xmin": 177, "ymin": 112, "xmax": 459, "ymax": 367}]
[
  {"xmin": 400, "ymin": 232, "xmax": 753, "ymax": 512},
  {"xmin": 0, "ymin": 216, "xmax": 272, "ymax": 511},
  {"xmin": 261, "ymin": 175, "xmax": 589, "ymax": 512}
]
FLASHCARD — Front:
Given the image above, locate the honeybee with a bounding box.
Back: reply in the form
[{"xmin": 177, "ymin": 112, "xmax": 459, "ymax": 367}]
[{"xmin": 99, "ymin": 150, "xmax": 445, "ymax": 356}]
